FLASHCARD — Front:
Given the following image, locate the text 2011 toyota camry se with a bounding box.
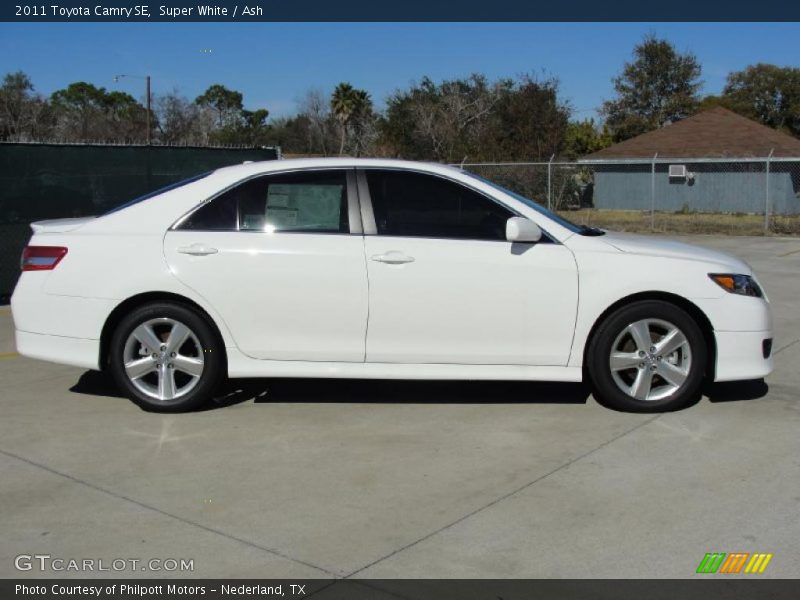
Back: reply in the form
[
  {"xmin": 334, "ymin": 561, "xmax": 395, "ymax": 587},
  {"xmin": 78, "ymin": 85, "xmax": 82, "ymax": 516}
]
[{"xmin": 11, "ymin": 158, "xmax": 773, "ymax": 412}]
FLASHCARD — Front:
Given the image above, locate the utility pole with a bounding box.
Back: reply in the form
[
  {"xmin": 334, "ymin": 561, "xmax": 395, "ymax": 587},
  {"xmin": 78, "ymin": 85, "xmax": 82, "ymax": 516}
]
[
  {"xmin": 145, "ymin": 75, "xmax": 151, "ymax": 145},
  {"xmin": 114, "ymin": 74, "xmax": 152, "ymax": 145},
  {"xmin": 650, "ymin": 152, "xmax": 658, "ymax": 230},
  {"xmin": 764, "ymin": 148, "xmax": 774, "ymax": 233}
]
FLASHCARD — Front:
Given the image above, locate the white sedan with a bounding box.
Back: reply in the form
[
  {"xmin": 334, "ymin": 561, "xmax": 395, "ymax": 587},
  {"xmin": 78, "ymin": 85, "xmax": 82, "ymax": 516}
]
[{"xmin": 11, "ymin": 158, "xmax": 773, "ymax": 412}]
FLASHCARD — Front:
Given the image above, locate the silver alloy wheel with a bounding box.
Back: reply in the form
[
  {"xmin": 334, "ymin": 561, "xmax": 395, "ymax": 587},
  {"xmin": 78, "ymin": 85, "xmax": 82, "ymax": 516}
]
[
  {"xmin": 609, "ymin": 318, "xmax": 692, "ymax": 402},
  {"xmin": 122, "ymin": 317, "xmax": 205, "ymax": 401}
]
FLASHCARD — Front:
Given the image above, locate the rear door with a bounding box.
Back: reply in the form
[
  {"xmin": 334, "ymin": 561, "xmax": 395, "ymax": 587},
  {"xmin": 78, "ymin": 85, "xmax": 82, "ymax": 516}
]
[{"xmin": 164, "ymin": 168, "xmax": 368, "ymax": 362}]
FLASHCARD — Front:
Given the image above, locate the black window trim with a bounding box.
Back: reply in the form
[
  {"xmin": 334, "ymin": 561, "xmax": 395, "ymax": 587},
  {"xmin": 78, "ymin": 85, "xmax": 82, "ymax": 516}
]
[
  {"xmin": 170, "ymin": 167, "xmax": 362, "ymax": 235},
  {"xmin": 356, "ymin": 167, "xmax": 556, "ymax": 244}
]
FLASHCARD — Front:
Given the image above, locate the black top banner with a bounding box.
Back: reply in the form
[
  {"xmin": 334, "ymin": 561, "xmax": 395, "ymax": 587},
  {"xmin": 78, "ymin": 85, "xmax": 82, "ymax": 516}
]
[{"xmin": 5, "ymin": 0, "xmax": 800, "ymax": 22}]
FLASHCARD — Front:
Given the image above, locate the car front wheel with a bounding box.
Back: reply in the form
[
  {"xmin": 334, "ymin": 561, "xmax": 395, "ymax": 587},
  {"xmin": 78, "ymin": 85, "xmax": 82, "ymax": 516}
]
[
  {"xmin": 109, "ymin": 302, "xmax": 223, "ymax": 412},
  {"xmin": 587, "ymin": 300, "xmax": 707, "ymax": 412}
]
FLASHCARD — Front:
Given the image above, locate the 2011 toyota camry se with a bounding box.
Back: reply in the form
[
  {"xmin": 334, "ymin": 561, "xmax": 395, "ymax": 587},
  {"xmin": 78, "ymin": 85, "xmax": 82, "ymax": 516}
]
[{"xmin": 11, "ymin": 158, "xmax": 773, "ymax": 412}]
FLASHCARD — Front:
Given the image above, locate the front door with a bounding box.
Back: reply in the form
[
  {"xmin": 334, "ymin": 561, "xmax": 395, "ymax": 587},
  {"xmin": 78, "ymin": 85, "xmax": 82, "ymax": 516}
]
[{"xmin": 361, "ymin": 169, "xmax": 579, "ymax": 365}]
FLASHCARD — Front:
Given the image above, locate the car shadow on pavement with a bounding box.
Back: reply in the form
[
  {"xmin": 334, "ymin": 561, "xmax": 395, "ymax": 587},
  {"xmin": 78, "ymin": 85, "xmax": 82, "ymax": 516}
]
[
  {"xmin": 214, "ymin": 378, "xmax": 593, "ymax": 408},
  {"xmin": 704, "ymin": 378, "xmax": 769, "ymax": 403},
  {"xmin": 69, "ymin": 371, "xmax": 770, "ymax": 411},
  {"xmin": 69, "ymin": 370, "xmax": 592, "ymax": 410}
]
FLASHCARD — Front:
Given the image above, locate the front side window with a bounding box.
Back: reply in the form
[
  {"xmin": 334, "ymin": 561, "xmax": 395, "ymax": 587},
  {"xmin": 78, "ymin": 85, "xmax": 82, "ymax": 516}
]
[
  {"xmin": 180, "ymin": 170, "xmax": 350, "ymax": 233},
  {"xmin": 465, "ymin": 172, "xmax": 588, "ymax": 235},
  {"xmin": 365, "ymin": 170, "xmax": 513, "ymax": 241}
]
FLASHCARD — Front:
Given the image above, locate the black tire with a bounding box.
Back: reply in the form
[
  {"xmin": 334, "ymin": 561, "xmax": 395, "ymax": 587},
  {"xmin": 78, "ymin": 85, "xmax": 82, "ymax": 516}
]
[
  {"xmin": 587, "ymin": 300, "xmax": 707, "ymax": 412},
  {"xmin": 109, "ymin": 302, "xmax": 224, "ymax": 412}
]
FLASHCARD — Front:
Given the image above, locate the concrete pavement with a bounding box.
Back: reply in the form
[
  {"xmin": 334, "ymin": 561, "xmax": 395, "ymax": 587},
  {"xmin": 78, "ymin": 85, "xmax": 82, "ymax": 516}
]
[{"xmin": 1, "ymin": 234, "xmax": 798, "ymax": 579}]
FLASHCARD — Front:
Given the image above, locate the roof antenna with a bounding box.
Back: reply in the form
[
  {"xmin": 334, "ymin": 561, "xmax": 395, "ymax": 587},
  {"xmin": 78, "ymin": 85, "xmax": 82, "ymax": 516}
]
[{"xmin": 460, "ymin": 156, "xmax": 468, "ymax": 170}]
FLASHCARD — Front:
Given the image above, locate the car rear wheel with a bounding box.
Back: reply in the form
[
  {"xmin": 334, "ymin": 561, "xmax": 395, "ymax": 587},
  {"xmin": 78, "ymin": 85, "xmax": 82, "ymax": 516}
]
[
  {"xmin": 587, "ymin": 300, "xmax": 707, "ymax": 412},
  {"xmin": 109, "ymin": 302, "xmax": 223, "ymax": 412}
]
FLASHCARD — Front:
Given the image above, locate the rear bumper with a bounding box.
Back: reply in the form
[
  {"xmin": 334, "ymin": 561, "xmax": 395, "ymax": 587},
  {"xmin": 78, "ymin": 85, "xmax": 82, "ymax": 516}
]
[
  {"xmin": 15, "ymin": 330, "xmax": 100, "ymax": 370},
  {"xmin": 11, "ymin": 272, "xmax": 112, "ymax": 370},
  {"xmin": 714, "ymin": 330, "xmax": 774, "ymax": 382},
  {"xmin": 11, "ymin": 274, "xmax": 114, "ymax": 340}
]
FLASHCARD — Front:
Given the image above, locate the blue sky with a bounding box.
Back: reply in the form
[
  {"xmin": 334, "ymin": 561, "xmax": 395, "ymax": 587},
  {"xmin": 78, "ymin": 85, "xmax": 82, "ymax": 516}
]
[{"xmin": 1, "ymin": 22, "xmax": 798, "ymax": 120}]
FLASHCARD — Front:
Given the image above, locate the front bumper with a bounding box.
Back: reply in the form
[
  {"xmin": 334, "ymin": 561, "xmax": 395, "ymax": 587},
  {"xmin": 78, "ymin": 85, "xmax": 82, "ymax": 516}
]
[
  {"xmin": 714, "ymin": 330, "xmax": 774, "ymax": 382},
  {"xmin": 693, "ymin": 292, "xmax": 773, "ymax": 383}
]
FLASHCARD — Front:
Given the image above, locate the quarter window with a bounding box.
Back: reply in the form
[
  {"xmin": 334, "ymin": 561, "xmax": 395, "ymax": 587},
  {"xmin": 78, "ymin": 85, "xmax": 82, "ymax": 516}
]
[
  {"xmin": 365, "ymin": 170, "xmax": 513, "ymax": 240},
  {"xmin": 180, "ymin": 170, "xmax": 350, "ymax": 233}
]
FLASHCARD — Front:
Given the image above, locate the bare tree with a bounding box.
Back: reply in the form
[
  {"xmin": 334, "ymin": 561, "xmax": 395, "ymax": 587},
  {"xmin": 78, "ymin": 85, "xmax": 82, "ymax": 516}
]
[
  {"xmin": 297, "ymin": 88, "xmax": 335, "ymax": 155},
  {"xmin": 384, "ymin": 75, "xmax": 507, "ymax": 161},
  {"xmin": 154, "ymin": 90, "xmax": 208, "ymax": 144},
  {"xmin": 0, "ymin": 71, "xmax": 49, "ymax": 141}
]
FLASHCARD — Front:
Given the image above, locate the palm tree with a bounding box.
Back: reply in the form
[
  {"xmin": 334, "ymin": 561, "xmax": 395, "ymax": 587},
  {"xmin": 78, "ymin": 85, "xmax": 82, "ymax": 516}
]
[
  {"xmin": 331, "ymin": 82, "xmax": 357, "ymax": 156},
  {"xmin": 349, "ymin": 89, "xmax": 372, "ymax": 156}
]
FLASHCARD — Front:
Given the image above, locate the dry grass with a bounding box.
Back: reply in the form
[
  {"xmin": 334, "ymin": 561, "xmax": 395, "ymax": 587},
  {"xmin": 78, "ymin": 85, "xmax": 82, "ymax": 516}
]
[{"xmin": 556, "ymin": 209, "xmax": 800, "ymax": 236}]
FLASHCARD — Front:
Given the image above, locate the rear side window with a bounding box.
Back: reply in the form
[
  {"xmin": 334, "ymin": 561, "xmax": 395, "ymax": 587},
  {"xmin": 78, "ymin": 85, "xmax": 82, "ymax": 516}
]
[
  {"xmin": 179, "ymin": 170, "xmax": 350, "ymax": 233},
  {"xmin": 365, "ymin": 170, "xmax": 513, "ymax": 241},
  {"xmin": 104, "ymin": 172, "xmax": 211, "ymax": 215}
]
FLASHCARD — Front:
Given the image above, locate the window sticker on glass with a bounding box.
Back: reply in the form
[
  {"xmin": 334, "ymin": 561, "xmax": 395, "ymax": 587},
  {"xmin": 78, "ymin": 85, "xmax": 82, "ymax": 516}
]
[
  {"xmin": 266, "ymin": 206, "xmax": 298, "ymax": 227},
  {"xmin": 242, "ymin": 213, "xmax": 266, "ymax": 230},
  {"xmin": 265, "ymin": 184, "xmax": 342, "ymax": 230},
  {"xmin": 266, "ymin": 186, "xmax": 290, "ymax": 208}
]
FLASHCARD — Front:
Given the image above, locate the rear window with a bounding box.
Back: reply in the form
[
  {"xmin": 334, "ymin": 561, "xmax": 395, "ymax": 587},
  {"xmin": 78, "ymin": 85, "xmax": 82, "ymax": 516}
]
[
  {"xmin": 103, "ymin": 172, "xmax": 211, "ymax": 215},
  {"xmin": 179, "ymin": 170, "xmax": 350, "ymax": 233}
]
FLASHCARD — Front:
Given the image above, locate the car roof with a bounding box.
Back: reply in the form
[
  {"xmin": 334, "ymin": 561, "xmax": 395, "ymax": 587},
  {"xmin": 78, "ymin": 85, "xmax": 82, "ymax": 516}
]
[
  {"xmin": 211, "ymin": 157, "xmax": 462, "ymax": 179},
  {"xmin": 92, "ymin": 156, "xmax": 577, "ymax": 242}
]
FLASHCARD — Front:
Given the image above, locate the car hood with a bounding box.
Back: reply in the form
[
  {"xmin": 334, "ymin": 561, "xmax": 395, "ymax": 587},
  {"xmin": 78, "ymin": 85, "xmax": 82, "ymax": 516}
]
[{"xmin": 599, "ymin": 231, "xmax": 751, "ymax": 273}]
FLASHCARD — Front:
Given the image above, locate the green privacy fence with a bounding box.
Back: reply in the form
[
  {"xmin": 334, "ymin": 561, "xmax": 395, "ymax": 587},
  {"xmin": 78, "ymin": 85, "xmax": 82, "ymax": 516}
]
[{"xmin": 0, "ymin": 142, "xmax": 280, "ymax": 300}]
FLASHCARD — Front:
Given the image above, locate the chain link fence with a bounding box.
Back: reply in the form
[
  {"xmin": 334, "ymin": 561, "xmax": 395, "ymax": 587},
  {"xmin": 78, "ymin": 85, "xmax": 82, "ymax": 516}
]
[
  {"xmin": 458, "ymin": 157, "xmax": 800, "ymax": 236},
  {"xmin": 4, "ymin": 151, "xmax": 798, "ymax": 300}
]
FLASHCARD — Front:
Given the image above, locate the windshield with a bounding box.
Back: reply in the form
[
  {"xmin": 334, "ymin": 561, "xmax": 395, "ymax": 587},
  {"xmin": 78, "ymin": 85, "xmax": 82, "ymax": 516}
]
[
  {"xmin": 103, "ymin": 171, "xmax": 211, "ymax": 215},
  {"xmin": 464, "ymin": 172, "xmax": 603, "ymax": 236}
]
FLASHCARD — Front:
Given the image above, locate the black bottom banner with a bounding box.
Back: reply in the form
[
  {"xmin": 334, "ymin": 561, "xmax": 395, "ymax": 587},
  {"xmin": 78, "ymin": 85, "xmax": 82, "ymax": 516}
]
[{"xmin": 4, "ymin": 579, "xmax": 800, "ymax": 600}]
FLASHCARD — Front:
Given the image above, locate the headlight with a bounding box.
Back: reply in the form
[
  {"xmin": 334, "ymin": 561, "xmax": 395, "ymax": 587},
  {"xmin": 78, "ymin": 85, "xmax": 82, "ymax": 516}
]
[{"xmin": 708, "ymin": 273, "xmax": 763, "ymax": 297}]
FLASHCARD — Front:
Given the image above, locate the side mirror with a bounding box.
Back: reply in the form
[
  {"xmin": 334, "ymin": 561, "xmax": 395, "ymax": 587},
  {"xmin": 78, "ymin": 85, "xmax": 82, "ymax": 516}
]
[{"xmin": 506, "ymin": 217, "xmax": 542, "ymax": 243}]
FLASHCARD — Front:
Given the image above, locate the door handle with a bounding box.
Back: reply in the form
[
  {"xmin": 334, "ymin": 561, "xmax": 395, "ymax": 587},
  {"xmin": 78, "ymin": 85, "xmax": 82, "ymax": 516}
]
[
  {"xmin": 177, "ymin": 243, "xmax": 218, "ymax": 256},
  {"xmin": 371, "ymin": 251, "xmax": 415, "ymax": 265}
]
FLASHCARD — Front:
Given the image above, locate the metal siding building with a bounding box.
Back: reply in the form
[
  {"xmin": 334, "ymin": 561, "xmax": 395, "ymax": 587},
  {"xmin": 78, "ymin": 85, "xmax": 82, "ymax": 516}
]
[
  {"xmin": 583, "ymin": 108, "xmax": 800, "ymax": 215},
  {"xmin": 594, "ymin": 163, "xmax": 799, "ymax": 214}
]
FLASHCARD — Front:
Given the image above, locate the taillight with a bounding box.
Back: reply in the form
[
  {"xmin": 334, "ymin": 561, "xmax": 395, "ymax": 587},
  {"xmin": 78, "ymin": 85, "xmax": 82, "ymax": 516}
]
[{"xmin": 21, "ymin": 246, "xmax": 68, "ymax": 271}]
